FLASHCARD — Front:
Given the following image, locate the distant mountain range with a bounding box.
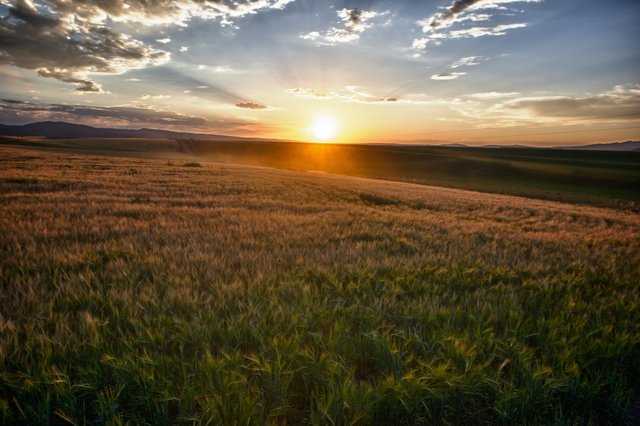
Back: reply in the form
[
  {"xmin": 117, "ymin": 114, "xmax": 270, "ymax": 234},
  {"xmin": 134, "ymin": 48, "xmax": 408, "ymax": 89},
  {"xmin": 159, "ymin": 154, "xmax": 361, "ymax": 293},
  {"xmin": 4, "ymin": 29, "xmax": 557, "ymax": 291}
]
[
  {"xmin": 558, "ymin": 140, "xmax": 640, "ymax": 151},
  {"xmin": 1, "ymin": 121, "xmax": 639, "ymax": 151},
  {"xmin": 0, "ymin": 121, "xmax": 279, "ymax": 142}
]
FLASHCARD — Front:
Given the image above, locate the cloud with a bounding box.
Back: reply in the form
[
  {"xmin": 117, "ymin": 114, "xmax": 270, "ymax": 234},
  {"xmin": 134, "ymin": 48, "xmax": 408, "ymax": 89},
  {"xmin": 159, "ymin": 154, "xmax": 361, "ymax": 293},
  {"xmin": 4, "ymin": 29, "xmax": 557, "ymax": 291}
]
[
  {"xmin": 466, "ymin": 91, "xmax": 520, "ymax": 99},
  {"xmin": 300, "ymin": 31, "xmax": 321, "ymax": 41},
  {"xmin": 428, "ymin": 0, "xmax": 486, "ymax": 30},
  {"xmin": 413, "ymin": 23, "xmax": 527, "ymax": 52},
  {"xmin": 449, "ymin": 56, "xmax": 487, "ymax": 68},
  {"xmin": 301, "ymin": 8, "xmax": 387, "ymax": 45},
  {"xmin": 287, "ymin": 88, "xmax": 330, "ymax": 98},
  {"xmin": 269, "ymin": 0, "xmax": 297, "ymax": 11},
  {"xmin": 0, "ymin": 97, "xmax": 282, "ymax": 135},
  {"xmin": 426, "ymin": 0, "xmax": 540, "ymax": 30},
  {"xmin": 501, "ymin": 85, "xmax": 640, "ymax": 120},
  {"xmin": 196, "ymin": 65, "xmax": 235, "ymax": 73},
  {"xmin": 0, "ymin": 0, "xmax": 169, "ymax": 92},
  {"xmin": 412, "ymin": 0, "xmax": 538, "ymax": 52},
  {"xmin": 0, "ymin": 0, "xmax": 297, "ymax": 91},
  {"xmin": 430, "ymin": 57, "xmax": 486, "ymax": 82},
  {"xmin": 339, "ymin": 8, "xmax": 371, "ymax": 31},
  {"xmin": 0, "ymin": 98, "xmax": 207, "ymax": 127},
  {"xmin": 140, "ymin": 94, "xmax": 171, "ymax": 101},
  {"xmin": 36, "ymin": 69, "xmax": 103, "ymax": 93},
  {"xmin": 26, "ymin": 0, "xmax": 298, "ymax": 27},
  {"xmin": 444, "ymin": 85, "xmax": 640, "ymax": 128},
  {"xmin": 235, "ymin": 102, "xmax": 267, "ymax": 110},
  {"xmin": 449, "ymin": 23, "xmax": 527, "ymax": 38},
  {"xmin": 431, "ymin": 72, "xmax": 466, "ymax": 80},
  {"xmin": 322, "ymin": 28, "xmax": 361, "ymax": 44},
  {"xmin": 412, "ymin": 38, "xmax": 431, "ymax": 50},
  {"xmin": 287, "ymin": 86, "xmax": 399, "ymax": 104}
]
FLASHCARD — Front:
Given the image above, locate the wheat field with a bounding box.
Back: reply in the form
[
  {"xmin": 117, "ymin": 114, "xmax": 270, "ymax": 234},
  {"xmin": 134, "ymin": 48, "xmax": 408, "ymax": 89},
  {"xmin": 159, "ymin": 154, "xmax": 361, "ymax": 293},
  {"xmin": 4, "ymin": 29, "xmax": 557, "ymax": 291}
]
[{"xmin": 1, "ymin": 145, "xmax": 639, "ymax": 425}]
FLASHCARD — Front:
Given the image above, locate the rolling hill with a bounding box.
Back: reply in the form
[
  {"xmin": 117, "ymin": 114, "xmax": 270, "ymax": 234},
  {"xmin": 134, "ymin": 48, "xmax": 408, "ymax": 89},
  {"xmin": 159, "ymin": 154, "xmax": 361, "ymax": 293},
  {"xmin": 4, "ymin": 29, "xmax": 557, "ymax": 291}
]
[{"xmin": 1, "ymin": 121, "xmax": 638, "ymax": 151}]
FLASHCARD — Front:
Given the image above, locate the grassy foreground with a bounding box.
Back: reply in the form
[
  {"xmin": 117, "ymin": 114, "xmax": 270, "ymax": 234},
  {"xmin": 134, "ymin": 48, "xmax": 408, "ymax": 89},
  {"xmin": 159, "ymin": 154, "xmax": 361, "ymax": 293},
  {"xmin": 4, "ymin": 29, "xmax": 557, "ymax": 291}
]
[{"xmin": 1, "ymin": 145, "xmax": 639, "ymax": 425}]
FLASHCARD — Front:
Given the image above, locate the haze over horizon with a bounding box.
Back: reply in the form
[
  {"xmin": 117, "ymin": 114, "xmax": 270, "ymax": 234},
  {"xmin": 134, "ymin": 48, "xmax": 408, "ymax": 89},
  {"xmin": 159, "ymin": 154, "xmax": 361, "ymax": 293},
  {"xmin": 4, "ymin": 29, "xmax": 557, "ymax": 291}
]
[{"xmin": 1, "ymin": 0, "xmax": 639, "ymax": 145}]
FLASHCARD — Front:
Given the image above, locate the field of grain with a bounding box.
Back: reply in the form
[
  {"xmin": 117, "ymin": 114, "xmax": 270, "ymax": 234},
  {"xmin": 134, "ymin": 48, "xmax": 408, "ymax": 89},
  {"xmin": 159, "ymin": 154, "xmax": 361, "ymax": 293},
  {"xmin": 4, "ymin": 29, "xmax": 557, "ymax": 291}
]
[
  {"xmin": 1, "ymin": 145, "xmax": 639, "ymax": 425},
  {"xmin": 188, "ymin": 140, "xmax": 640, "ymax": 210},
  {"xmin": 3, "ymin": 136, "xmax": 639, "ymax": 210}
]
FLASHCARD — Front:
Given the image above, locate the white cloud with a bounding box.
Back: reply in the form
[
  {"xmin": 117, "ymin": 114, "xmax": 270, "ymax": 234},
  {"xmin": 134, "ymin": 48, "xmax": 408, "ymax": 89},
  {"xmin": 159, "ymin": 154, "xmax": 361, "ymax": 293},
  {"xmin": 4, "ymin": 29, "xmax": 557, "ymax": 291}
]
[
  {"xmin": 469, "ymin": 0, "xmax": 543, "ymax": 11},
  {"xmin": 417, "ymin": 12, "xmax": 492, "ymax": 32},
  {"xmin": 300, "ymin": 31, "xmax": 321, "ymax": 41},
  {"xmin": 427, "ymin": 0, "xmax": 542, "ymax": 31},
  {"xmin": 286, "ymin": 86, "xmax": 440, "ymax": 106},
  {"xmin": 35, "ymin": 0, "xmax": 300, "ymax": 27},
  {"xmin": 449, "ymin": 56, "xmax": 487, "ymax": 68},
  {"xmin": 141, "ymin": 94, "xmax": 171, "ymax": 100},
  {"xmin": 271, "ymin": 0, "xmax": 296, "ymax": 10},
  {"xmin": 413, "ymin": 22, "xmax": 527, "ymax": 51},
  {"xmin": 449, "ymin": 23, "xmax": 527, "ymax": 38},
  {"xmin": 431, "ymin": 72, "xmax": 467, "ymax": 80},
  {"xmin": 324, "ymin": 28, "xmax": 361, "ymax": 44},
  {"xmin": 412, "ymin": 0, "xmax": 538, "ymax": 52},
  {"xmin": 444, "ymin": 84, "xmax": 640, "ymax": 127},
  {"xmin": 301, "ymin": 8, "xmax": 388, "ymax": 45},
  {"xmin": 287, "ymin": 86, "xmax": 400, "ymax": 103},
  {"xmin": 412, "ymin": 38, "xmax": 431, "ymax": 50},
  {"xmin": 466, "ymin": 92, "xmax": 520, "ymax": 99},
  {"xmin": 196, "ymin": 65, "xmax": 235, "ymax": 73},
  {"xmin": 500, "ymin": 85, "xmax": 640, "ymax": 120}
]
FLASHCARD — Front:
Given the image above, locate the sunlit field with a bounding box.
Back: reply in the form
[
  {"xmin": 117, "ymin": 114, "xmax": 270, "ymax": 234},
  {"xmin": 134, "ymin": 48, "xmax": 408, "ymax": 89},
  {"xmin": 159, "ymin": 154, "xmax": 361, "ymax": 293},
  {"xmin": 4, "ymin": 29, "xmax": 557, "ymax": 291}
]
[
  {"xmin": 188, "ymin": 140, "xmax": 640, "ymax": 210},
  {"xmin": 1, "ymin": 144, "xmax": 639, "ymax": 424}
]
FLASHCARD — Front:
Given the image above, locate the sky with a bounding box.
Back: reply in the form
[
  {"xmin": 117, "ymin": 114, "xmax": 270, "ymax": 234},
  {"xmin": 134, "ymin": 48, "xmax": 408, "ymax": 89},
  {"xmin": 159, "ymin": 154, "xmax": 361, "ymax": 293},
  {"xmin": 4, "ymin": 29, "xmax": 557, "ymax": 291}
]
[{"xmin": 0, "ymin": 0, "xmax": 639, "ymax": 145}]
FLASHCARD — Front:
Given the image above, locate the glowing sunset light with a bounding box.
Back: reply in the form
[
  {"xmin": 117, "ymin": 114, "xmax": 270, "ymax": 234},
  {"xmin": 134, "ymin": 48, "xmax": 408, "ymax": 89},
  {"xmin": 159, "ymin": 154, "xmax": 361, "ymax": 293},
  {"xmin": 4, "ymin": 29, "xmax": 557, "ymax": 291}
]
[{"xmin": 309, "ymin": 114, "xmax": 339, "ymax": 142}]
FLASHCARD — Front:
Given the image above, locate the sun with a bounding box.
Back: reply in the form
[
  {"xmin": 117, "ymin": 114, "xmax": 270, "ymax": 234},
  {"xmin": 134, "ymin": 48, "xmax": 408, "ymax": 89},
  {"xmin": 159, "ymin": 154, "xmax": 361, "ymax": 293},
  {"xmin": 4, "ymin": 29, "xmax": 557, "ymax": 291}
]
[{"xmin": 309, "ymin": 114, "xmax": 339, "ymax": 142}]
